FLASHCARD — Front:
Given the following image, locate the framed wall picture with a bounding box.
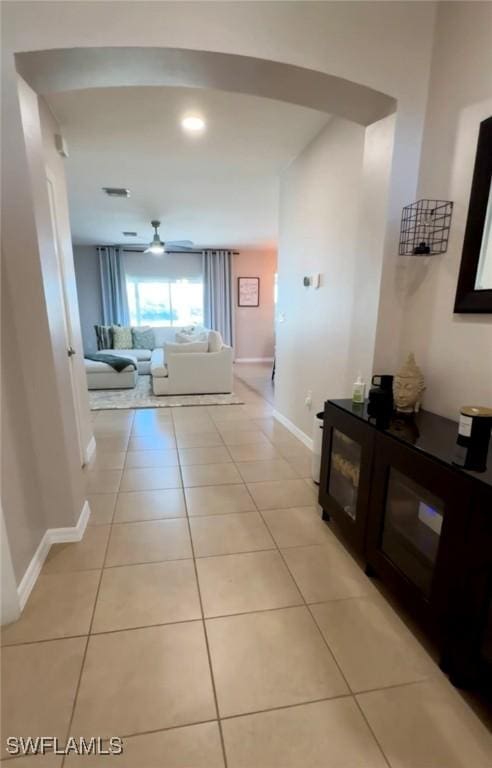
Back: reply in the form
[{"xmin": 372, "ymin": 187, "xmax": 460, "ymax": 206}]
[
  {"xmin": 454, "ymin": 115, "xmax": 492, "ymax": 312},
  {"xmin": 238, "ymin": 276, "xmax": 260, "ymax": 307}
]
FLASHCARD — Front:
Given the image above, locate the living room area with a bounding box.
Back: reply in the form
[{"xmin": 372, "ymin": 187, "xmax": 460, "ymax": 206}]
[{"xmin": 48, "ymin": 83, "xmax": 327, "ymax": 409}]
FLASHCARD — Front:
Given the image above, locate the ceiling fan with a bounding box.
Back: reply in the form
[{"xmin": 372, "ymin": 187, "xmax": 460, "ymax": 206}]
[{"xmin": 144, "ymin": 220, "xmax": 194, "ymax": 255}]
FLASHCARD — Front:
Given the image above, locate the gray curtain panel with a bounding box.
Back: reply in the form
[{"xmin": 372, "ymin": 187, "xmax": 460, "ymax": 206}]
[
  {"xmin": 202, "ymin": 249, "xmax": 233, "ymax": 346},
  {"xmin": 97, "ymin": 246, "xmax": 130, "ymax": 326}
]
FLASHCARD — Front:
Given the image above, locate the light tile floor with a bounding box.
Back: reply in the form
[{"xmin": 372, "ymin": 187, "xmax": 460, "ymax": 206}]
[{"xmin": 2, "ymin": 366, "xmax": 491, "ymax": 767}]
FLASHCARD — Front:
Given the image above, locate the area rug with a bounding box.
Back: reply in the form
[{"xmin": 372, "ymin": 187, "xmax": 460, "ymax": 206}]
[{"xmin": 89, "ymin": 375, "xmax": 244, "ymax": 410}]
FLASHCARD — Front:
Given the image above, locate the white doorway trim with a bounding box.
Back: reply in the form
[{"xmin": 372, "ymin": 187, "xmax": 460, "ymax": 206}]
[{"xmin": 46, "ymin": 170, "xmax": 85, "ymax": 465}]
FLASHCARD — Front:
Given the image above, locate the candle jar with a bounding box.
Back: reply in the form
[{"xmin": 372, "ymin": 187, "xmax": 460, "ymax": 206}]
[{"xmin": 454, "ymin": 406, "xmax": 492, "ymax": 472}]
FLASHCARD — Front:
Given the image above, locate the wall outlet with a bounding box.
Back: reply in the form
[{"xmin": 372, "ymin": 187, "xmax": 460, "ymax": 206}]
[{"xmin": 305, "ymin": 390, "xmax": 312, "ymax": 408}]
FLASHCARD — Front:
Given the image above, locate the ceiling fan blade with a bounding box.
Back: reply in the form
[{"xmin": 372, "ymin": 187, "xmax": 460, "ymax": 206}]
[{"xmin": 164, "ymin": 240, "xmax": 195, "ymax": 252}]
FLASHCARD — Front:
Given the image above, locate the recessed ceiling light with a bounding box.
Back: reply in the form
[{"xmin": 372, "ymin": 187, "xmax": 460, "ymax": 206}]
[{"xmin": 181, "ymin": 116, "xmax": 206, "ymax": 133}]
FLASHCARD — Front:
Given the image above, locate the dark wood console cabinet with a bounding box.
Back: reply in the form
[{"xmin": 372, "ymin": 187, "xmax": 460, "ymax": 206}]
[{"xmin": 319, "ymin": 399, "xmax": 492, "ymax": 689}]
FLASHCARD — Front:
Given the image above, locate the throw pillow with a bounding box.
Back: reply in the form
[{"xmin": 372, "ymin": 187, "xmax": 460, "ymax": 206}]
[
  {"xmin": 165, "ymin": 341, "xmax": 208, "ymax": 355},
  {"xmin": 175, "ymin": 330, "xmax": 208, "ymax": 343},
  {"xmin": 208, "ymin": 330, "xmax": 223, "ymax": 353},
  {"xmin": 94, "ymin": 324, "xmax": 113, "ymax": 350},
  {"xmin": 132, "ymin": 326, "xmax": 155, "ymax": 350},
  {"xmin": 112, "ymin": 325, "xmax": 133, "ymax": 349}
]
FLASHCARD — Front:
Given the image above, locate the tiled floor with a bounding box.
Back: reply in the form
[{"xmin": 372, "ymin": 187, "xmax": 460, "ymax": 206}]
[{"xmin": 2, "ymin": 365, "xmax": 491, "ymax": 767}]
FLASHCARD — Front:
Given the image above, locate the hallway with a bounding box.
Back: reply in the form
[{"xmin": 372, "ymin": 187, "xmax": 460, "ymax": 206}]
[
  {"xmin": 2, "ymin": 375, "xmax": 491, "ymax": 767},
  {"xmin": 233, "ymin": 361, "xmax": 275, "ymax": 405}
]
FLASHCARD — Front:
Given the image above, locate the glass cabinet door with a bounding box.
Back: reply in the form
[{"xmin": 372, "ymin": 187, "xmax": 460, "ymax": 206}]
[
  {"xmin": 328, "ymin": 429, "xmax": 362, "ymax": 521},
  {"xmin": 381, "ymin": 469, "xmax": 444, "ymax": 598}
]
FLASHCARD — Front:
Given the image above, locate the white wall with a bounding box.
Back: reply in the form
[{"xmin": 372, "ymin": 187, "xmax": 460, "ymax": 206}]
[
  {"xmin": 275, "ymin": 112, "xmax": 398, "ymax": 437},
  {"xmin": 1, "ymin": 309, "xmax": 48, "ymax": 584},
  {"xmin": 1, "ymin": 505, "xmax": 21, "ymax": 625},
  {"xmin": 234, "ymin": 249, "xmax": 277, "ymax": 361},
  {"xmin": 397, "ymin": 2, "xmax": 492, "ymax": 419},
  {"xmin": 275, "ymin": 118, "xmax": 366, "ymax": 435},
  {"xmin": 346, "ymin": 114, "xmax": 396, "ymax": 391}
]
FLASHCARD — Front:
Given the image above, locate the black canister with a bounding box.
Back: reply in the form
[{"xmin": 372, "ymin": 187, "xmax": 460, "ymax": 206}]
[
  {"xmin": 454, "ymin": 406, "xmax": 492, "ymax": 472},
  {"xmin": 368, "ymin": 375, "xmax": 394, "ymax": 420}
]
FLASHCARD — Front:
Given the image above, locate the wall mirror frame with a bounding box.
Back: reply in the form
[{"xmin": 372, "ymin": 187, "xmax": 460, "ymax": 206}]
[{"xmin": 454, "ymin": 115, "xmax": 492, "ymax": 313}]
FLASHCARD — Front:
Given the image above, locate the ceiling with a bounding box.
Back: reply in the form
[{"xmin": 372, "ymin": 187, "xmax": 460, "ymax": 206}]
[{"xmin": 45, "ymin": 86, "xmax": 330, "ymax": 249}]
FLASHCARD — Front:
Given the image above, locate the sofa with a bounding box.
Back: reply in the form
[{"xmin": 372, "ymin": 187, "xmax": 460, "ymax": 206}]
[
  {"xmin": 98, "ymin": 327, "xmax": 183, "ymax": 374},
  {"xmin": 152, "ymin": 331, "xmax": 233, "ymax": 395},
  {"xmin": 94, "ymin": 326, "xmax": 233, "ymax": 395},
  {"xmin": 85, "ymin": 355, "xmax": 138, "ymax": 390}
]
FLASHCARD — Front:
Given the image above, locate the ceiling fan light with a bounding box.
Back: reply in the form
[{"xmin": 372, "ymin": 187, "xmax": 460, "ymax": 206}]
[
  {"xmin": 145, "ymin": 220, "xmax": 165, "ymax": 255},
  {"xmin": 145, "ymin": 243, "xmax": 165, "ymax": 256}
]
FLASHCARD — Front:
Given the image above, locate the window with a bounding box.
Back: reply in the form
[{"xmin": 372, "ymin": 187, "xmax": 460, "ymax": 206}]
[{"xmin": 126, "ymin": 279, "xmax": 204, "ymax": 327}]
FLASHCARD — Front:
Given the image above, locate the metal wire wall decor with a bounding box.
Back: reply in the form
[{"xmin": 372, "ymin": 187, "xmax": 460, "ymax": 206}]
[{"xmin": 399, "ymin": 199, "xmax": 453, "ymax": 256}]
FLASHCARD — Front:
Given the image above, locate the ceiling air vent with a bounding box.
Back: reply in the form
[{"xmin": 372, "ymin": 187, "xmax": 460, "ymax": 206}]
[
  {"xmin": 122, "ymin": 231, "xmax": 138, "ymax": 237},
  {"xmin": 102, "ymin": 187, "xmax": 130, "ymax": 198}
]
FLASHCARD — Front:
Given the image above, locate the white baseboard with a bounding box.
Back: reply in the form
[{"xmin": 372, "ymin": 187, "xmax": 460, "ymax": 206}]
[
  {"xmin": 85, "ymin": 436, "xmax": 96, "ymax": 465},
  {"xmin": 17, "ymin": 500, "xmax": 91, "ymax": 610},
  {"xmin": 49, "ymin": 500, "xmax": 90, "ymax": 544},
  {"xmin": 235, "ymin": 357, "xmax": 274, "ymax": 363},
  {"xmin": 272, "ymin": 409, "xmax": 313, "ymax": 451}
]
